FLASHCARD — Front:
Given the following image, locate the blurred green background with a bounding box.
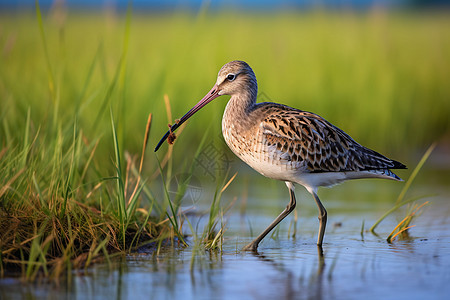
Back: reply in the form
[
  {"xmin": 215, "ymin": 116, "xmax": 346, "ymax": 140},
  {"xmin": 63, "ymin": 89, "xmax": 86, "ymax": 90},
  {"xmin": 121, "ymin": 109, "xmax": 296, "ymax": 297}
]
[{"xmin": 1, "ymin": 4, "xmax": 450, "ymax": 171}]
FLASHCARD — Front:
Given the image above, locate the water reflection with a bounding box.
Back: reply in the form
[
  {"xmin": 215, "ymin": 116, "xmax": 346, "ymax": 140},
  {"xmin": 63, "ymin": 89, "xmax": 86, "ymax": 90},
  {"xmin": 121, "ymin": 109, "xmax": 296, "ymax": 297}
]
[
  {"xmin": 1, "ymin": 180, "xmax": 450, "ymax": 299},
  {"xmin": 250, "ymin": 245, "xmax": 326, "ymax": 300},
  {"xmin": 1, "ymin": 230, "xmax": 450, "ymax": 299}
]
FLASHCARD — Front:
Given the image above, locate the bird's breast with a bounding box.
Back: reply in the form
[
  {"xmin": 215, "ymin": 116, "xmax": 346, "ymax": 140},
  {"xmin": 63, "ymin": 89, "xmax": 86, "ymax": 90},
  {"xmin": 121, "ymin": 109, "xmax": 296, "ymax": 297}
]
[{"xmin": 222, "ymin": 115, "xmax": 304, "ymax": 181}]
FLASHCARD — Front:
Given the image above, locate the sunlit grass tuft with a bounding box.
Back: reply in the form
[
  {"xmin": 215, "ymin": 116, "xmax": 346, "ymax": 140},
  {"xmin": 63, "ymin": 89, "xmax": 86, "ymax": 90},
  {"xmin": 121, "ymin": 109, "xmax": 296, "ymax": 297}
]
[
  {"xmin": 0, "ymin": 109, "xmax": 171, "ymax": 280},
  {"xmin": 0, "ymin": 1, "xmax": 191, "ymax": 280},
  {"xmin": 370, "ymin": 143, "xmax": 436, "ymax": 241},
  {"xmin": 201, "ymin": 172, "xmax": 238, "ymax": 250},
  {"xmin": 387, "ymin": 201, "xmax": 429, "ymax": 243}
]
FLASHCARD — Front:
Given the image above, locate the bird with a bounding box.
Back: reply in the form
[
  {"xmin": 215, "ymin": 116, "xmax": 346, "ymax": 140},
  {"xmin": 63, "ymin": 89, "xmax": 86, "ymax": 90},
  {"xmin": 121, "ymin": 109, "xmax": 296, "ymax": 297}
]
[{"xmin": 154, "ymin": 60, "xmax": 406, "ymax": 251}]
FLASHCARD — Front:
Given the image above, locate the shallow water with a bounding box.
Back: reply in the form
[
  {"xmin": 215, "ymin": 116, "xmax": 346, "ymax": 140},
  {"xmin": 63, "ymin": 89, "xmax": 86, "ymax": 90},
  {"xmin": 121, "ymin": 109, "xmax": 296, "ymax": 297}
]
[{"xmin": 1, "ymin": 168, "xmax": 449, "ymax": 300}]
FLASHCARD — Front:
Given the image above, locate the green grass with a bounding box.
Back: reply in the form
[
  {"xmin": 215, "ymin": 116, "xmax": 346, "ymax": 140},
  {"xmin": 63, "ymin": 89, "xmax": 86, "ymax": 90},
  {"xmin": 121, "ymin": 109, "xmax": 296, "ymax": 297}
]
[
  {"xmin": 1, "ymin": 10, "xmax": 449, "ymax": 158},
  {"xmin": 0, "ymin": 6, "xmax": 450, "ymax": 279},
  {"xmin": 369, "ymin": 143, "xmax": 436, "ymax": 241}
]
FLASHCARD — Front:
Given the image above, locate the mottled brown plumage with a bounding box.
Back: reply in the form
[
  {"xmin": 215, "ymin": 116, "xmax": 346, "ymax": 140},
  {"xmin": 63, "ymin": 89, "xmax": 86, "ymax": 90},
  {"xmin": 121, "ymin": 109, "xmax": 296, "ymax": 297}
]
[
  {"xmin": 256, "ymin": 104, "xmax": 402, "ymax": 173},
  {"xmin": 155, "ymin": 60, "xmax": 406, "ymax": 251}
]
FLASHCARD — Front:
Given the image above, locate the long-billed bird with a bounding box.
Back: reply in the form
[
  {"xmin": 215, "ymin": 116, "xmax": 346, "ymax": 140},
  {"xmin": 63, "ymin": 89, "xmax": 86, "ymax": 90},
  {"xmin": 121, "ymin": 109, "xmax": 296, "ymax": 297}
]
[{"xmin": 154, "ymin": 60, "xmax": 406, "ymax": 251}]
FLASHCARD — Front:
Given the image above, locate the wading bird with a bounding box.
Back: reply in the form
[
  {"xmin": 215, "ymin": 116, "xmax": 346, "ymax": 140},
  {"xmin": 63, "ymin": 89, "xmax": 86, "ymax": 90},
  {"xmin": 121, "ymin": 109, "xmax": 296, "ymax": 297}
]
[{"xmin": 155, "ymin": 60, "xmax": 406, "ymax": 251}]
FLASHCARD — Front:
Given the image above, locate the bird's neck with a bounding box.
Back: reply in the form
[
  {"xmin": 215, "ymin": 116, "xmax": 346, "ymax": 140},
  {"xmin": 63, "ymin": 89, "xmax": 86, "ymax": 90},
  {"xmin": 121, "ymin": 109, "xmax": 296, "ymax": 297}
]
[
  {"xmin": 222, "ymin": 89, "xmax": 258, "ymax": 134},
  {"xmin": 228, "ymin": 89, "xmax": 256, "ymax": 113}
]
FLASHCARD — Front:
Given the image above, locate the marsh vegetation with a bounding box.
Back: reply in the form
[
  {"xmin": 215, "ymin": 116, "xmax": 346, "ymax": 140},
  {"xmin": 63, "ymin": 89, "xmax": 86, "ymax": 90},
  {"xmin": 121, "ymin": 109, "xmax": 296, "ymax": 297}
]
[{"xmin": 0, "ymin": 5, "xmax": 449, "ymax": 284}]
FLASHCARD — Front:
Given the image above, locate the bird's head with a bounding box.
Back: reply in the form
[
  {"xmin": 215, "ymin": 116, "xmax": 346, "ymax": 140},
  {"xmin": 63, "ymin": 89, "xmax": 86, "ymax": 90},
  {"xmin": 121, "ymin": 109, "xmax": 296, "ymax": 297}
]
[
  {"xmin": 154, "ymin": 60, "xmax": 256, "ymax": 152},
  {"xmin": 215, "ymin": 60, "xmax": 257, "ymax": 97}
]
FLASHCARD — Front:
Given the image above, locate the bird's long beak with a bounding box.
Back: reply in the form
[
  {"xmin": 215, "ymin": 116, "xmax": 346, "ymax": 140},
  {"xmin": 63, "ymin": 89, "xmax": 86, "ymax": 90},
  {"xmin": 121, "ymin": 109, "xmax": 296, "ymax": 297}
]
[{"xmin": 154, "ymin": 84, "xmax": 221, "ymax": 152}]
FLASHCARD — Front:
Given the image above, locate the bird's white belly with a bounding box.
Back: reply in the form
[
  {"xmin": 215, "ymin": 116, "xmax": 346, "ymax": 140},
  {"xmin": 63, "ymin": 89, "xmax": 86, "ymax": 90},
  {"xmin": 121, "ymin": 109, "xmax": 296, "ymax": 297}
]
[
  {"xmin": 235, "ymin": 150, "xmax": 342, "ymax": 188},
  {"xmin": 236, "ymin": 150, "xmax": 299, "ymax": 180},
  {"xmin": 234, "ymin": 150, "xmax": 396, "ymax": 191}
]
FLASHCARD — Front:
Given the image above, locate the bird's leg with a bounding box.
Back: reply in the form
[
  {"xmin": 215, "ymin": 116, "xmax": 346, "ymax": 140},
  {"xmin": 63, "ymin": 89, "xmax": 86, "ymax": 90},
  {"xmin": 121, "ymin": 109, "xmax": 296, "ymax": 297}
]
[
  {"xmin": 312, "ymin": 192, "xmax": 327, "ymax": 246},
  {"xmin": 316, "ymin": 245, "xmax": 325, "ymax": 276},
  {"xmin": 242, "ymin": 182, "xmax": 297, "ymax": 252}
]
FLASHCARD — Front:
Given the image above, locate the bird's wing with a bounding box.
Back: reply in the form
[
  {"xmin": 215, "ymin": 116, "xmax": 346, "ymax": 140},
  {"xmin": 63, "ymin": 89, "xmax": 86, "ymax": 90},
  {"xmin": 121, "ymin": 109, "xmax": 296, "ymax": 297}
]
[{"xmin": 259, "ymin": 104, "xmax": 403, "ymax": 173}]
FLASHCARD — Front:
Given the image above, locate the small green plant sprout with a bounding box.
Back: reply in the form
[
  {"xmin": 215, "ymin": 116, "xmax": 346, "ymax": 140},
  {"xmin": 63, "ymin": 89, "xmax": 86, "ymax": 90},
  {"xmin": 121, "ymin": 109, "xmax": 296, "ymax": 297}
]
[
  {"xmin": 387, "ymin": 201, "xmax": 429, "ymax": 243},
  {"xmin": 370, "ymin": 143, "xmax": 436, "ymax": 239}
]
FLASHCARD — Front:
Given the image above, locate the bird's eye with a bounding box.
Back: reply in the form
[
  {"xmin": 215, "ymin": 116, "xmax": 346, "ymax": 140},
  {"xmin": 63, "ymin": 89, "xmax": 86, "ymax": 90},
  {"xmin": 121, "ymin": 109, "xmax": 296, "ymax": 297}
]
[{"xmin": 226, "ymin": 73, "xmax": 236, "ymax": 81}]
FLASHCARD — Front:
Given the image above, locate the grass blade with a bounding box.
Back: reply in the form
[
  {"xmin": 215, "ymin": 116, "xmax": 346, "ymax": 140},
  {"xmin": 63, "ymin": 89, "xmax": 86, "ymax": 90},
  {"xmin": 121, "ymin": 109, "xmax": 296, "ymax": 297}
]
[
  {"xmin": 110, "ymin": 108, "xmax": 127, "ymax": 244},
  {"xmin": 370, "ymin": 143, "xmax": 436, "ymax": 233},
  {"xmin": 395, "ymin": 143, "xmax": 436, "ymax": 205},
  {"xmin": 156, "ymin": 156, "xmax": 187, "ymax": 246}
]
